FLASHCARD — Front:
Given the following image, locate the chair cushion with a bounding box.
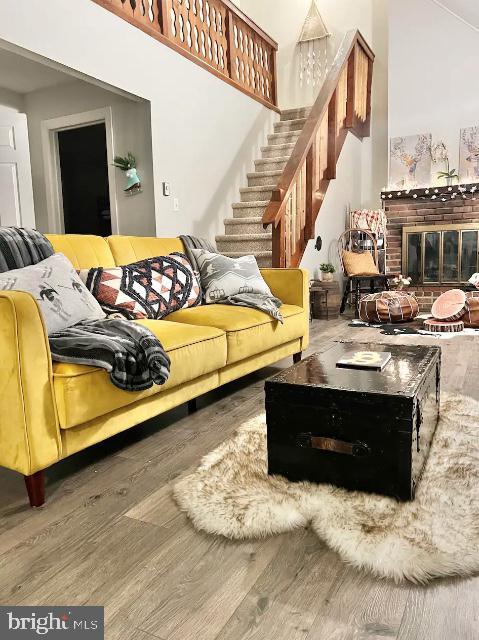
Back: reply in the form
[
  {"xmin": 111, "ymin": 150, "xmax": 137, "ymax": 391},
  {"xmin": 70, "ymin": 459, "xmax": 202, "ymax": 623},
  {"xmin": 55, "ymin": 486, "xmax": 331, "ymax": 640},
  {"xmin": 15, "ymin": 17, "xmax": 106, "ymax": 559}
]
[
  {"xmin": 167, "ymin": 304, "xmax": 306, "ymax": 364},
  {"xmin": 53, "ymin": 320, "xmax": 227, "ymax": 429},
  {"xmin": 342, "ymin": 250, "xmax": 379, "ymax": 276}
]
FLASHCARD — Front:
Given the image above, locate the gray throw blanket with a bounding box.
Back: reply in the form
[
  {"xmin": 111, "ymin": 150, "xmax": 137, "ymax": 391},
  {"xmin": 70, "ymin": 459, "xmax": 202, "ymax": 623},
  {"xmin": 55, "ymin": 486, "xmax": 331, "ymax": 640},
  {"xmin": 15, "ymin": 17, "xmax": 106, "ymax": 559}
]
[
  {"xmin": 0, "ymin": 226, "xmax": 54, "ymax": 272},
  {"xmin": 219, "ymin": 292, "xmax": 283, "ymax": 323},
  {"xmin": 0, "ymin": 227, "xmax": 170, "ymax": 392},
  {"xmin": 180, "ymin": 235, "xmax": 283, "ymax": 322},
  {"xmin": 180, "ymin": 234, "xmax": 216, "ymax": 301},
  {"xmin": 49, "ymin": 318, "xmax": 170, "ymax": 392}
]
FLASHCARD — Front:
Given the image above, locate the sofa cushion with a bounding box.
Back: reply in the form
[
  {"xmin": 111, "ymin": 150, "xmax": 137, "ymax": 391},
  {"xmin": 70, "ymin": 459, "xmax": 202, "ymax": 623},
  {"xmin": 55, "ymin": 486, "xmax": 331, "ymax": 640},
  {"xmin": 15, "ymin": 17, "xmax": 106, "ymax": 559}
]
[
  {"xmin": 107, "ymin": 236, "xmax": 184, "ymax": 265},
  {"xmin": 46, "ymin": 235, "xmax": 116, "ymax": 269},
  {"xmin": 53, "ymin": 320, "xmax": 226, "ymax": 429},
  {"xmin": 167, "ymin": 304, "xmax": 306, "ymax": 364}
]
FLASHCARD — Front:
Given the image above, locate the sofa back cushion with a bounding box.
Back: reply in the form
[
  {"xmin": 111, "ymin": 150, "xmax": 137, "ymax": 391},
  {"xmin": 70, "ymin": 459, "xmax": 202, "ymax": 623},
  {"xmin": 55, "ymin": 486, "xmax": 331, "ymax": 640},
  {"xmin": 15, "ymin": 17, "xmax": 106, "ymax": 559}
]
[
  {"xmin": 107, "ymin": 236, "xmax": 184, "ymax": 265},
  {"xmin": 46, "ymin": 235, "xmax": 116, "ymax": 270}
]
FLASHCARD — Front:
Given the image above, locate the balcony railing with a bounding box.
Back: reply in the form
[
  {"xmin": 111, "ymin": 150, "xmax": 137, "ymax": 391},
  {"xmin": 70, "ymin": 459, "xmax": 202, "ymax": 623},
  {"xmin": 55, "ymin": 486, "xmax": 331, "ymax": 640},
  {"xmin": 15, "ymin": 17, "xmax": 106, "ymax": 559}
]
[{"xmin": 92, "ymin": 0, "xmax": 278, "ymax": 110}]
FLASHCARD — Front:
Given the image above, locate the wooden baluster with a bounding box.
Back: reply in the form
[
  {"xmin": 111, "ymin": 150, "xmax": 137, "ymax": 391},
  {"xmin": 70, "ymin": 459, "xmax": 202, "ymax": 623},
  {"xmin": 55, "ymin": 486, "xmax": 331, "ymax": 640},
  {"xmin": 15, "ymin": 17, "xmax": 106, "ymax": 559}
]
[
  {"xmin": 225, "ymin": 9, "xmax": 236, "ymax": 80},
  {"xmin": 362, "ymin": 54, "xmax": 374, "ymax": 137},
  {"xmin": 345, "ymin": 44, "xmax": 356, "ymax": 130},
  {"xmin": 272, "ymin": 215, "xmax": 285, "ymax": 268},
  {"xmin": 159, "ymin": 0, "xmax": 172, "ymax": 37},
  {"xmin": 298, "ymin": 168, "xmax": 305, "ymax": 251},
  {"xmin": 305, "ymin": 144, "xmax": 317, "ymax": 241},
  {"xmin": 325, "ymin": 90, "xmax": 337, "ymax": 180},
  {"xmin": 270, "ymin": 47, "xmax": 278, "ymax": 106}
]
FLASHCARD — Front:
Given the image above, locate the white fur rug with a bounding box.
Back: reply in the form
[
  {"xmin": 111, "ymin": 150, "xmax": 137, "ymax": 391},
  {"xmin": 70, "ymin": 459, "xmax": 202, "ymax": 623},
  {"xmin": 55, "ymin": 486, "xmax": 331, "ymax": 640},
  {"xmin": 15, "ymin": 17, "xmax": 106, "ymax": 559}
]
[{"xmin": 173, "ymin": 395, "xmax": 479, "ymax": 584}]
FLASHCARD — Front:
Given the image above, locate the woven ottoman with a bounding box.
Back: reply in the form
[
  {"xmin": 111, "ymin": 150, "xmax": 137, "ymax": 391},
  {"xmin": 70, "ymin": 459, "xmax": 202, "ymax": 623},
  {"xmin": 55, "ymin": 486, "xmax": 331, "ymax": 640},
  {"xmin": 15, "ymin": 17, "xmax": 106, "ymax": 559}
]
[{"xmin": 359, "ymin": 290, "xmax": 419, "ymax": 324}]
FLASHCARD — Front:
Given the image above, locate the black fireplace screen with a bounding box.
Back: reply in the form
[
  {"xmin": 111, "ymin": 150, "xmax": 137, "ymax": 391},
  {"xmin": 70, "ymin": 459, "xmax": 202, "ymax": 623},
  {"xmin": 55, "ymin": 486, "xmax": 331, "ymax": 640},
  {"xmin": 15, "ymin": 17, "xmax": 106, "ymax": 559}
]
[{"xmin": 402, "ymin": 224, "xmax": 479, "ymax": 284}]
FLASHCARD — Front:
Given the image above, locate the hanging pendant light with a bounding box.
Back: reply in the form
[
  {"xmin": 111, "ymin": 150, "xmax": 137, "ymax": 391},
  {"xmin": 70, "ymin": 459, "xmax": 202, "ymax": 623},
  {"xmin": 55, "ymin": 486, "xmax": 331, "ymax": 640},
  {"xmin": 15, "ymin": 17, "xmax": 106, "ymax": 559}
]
[{"xmin": 298, "ymin": 1, "xmax": 330, "ymax": 89}]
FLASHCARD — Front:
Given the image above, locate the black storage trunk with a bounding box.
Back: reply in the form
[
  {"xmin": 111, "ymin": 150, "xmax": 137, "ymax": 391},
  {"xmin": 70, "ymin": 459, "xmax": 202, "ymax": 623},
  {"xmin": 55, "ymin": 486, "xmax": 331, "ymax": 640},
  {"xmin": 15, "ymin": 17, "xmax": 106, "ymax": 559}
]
[{"xmin": 266, "ymin": 342, "xmax": 441, "ymax": 501}]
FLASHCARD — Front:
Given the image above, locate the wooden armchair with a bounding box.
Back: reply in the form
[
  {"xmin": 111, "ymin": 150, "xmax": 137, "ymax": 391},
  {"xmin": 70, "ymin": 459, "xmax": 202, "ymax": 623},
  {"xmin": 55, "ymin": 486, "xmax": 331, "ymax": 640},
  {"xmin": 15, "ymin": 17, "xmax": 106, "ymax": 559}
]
[{"xmin": 338, "ymin": 229, "xmax": 395, "ymax": 318}]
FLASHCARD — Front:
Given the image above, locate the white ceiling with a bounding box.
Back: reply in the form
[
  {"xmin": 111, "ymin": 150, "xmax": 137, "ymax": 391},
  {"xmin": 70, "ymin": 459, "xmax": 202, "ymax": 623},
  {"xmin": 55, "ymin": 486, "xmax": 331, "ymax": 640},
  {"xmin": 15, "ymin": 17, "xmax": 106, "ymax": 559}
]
[
  {"xmin": 0, "ymin": 48, "xmax": 71, "ymax": 94},
  {"xmin": 433, "ymin": 0, "xmax": 479, "ymax": 31}
]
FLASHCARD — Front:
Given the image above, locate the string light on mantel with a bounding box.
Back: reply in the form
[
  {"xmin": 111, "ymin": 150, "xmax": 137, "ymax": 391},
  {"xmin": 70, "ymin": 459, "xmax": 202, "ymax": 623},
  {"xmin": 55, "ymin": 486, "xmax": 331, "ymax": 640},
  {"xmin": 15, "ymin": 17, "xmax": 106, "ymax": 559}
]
[{"xmin": 381, "ymin": 184, "xmax": 478, "ymax": 202}]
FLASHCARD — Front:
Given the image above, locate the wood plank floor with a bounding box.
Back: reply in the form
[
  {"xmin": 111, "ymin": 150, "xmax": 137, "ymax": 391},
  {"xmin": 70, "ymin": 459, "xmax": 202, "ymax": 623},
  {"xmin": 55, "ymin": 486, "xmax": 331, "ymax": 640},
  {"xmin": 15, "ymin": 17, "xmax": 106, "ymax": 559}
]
[{"xmin": 0, "ymin": 318, "xmax": 478, "ymax": 640}]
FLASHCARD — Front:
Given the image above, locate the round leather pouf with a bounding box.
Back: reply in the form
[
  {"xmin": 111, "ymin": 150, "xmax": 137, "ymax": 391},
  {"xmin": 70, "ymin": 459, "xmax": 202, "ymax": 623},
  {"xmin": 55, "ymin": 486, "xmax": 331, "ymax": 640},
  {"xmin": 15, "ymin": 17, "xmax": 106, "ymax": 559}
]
[
  {"xmin": 431, "ymin": 289, "xmax": 467, "ymax": 321},
  {"xmin": 423, "ymin": 319, "xmax": 464, "ymax": 333},
  {"xmin": 359, "ymin": 291, "xmax": 419, "ymax": 324},
  {"xmin": 463, "ymin": 291, "xmax": 479, "ymax": 328}
]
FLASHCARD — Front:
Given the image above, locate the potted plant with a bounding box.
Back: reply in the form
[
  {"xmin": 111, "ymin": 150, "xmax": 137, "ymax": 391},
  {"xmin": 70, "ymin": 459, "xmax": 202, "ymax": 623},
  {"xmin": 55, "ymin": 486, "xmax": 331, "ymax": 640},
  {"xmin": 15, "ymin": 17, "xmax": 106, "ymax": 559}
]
[
  {"xmin": 113, "ymin": 152, "xmax": 142, "ymax": 194},
  {"xmin": 432, "ymin": 142, "xmax": 459, "ymax": 186},
  {"xmin": 320, "ymin": 262, "xmax": 335, "ymax": 282}
]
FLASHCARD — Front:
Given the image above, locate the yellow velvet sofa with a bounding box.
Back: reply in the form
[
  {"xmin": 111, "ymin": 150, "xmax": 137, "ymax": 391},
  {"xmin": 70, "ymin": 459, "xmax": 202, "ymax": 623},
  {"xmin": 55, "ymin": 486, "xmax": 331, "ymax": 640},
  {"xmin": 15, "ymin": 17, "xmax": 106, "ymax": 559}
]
[{"xmin": 0, "ymin": 234, "xmax": 309, "ymax": 507}]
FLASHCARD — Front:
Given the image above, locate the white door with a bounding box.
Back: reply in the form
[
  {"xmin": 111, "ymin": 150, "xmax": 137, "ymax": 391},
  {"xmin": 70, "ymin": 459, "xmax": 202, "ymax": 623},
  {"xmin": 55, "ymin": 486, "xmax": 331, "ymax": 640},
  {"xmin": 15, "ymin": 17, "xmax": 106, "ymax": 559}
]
[{"xmin": 0, "ymin": 112, "xmax": 35, "ymax": 228}]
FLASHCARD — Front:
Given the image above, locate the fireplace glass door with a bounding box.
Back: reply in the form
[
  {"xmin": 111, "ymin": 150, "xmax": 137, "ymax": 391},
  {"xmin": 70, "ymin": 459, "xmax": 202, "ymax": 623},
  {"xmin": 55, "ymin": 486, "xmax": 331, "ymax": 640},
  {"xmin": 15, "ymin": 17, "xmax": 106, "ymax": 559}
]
[{"xmin": 403, "ymin": 224, "xmax": 479, "ymax": 284}]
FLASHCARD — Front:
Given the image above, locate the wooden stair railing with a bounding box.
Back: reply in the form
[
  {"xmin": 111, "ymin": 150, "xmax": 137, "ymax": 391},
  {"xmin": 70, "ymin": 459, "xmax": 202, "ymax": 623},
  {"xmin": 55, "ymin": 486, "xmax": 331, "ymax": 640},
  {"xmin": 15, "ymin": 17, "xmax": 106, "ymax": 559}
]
[
  {"xmin": 262, "ymin": 30, "xmax": 375, "ymax": 267},
  {"xmin": 92, "ymin": 0, "xmax": 278, "ymax": 111}
]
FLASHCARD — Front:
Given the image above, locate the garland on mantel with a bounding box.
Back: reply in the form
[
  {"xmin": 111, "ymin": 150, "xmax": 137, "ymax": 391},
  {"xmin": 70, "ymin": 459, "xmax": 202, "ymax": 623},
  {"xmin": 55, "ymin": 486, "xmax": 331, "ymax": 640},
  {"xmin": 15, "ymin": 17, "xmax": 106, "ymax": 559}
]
[{"xmin": 381, "ymin": 182, "xmax": 479, "ymax": 203}]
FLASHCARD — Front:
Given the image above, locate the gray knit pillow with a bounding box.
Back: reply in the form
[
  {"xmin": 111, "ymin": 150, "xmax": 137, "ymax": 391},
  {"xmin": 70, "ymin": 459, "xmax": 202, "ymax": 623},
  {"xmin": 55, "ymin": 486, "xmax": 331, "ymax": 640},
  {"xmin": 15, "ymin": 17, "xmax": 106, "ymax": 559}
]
[{"xmin": 191, "ymin": 250, "xmax": 272, "ymax": 304}]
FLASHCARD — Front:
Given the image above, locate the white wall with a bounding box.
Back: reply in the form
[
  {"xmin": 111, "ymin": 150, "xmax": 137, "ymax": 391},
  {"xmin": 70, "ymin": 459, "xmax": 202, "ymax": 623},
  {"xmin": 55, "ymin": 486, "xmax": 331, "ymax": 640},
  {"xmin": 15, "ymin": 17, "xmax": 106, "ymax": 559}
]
[
  {"xmin": 0, "ymin": 87, "xmax": 24, "ymax": 113},
  {"xmin": 23, "ymin": 80, "xmax": 156, "ymax": 235},
  {"xmin": 240, "ymin": 0, "xmax": 389, "ymax": 279},
  {"xmin": 389, "ymin": 0, "xmax": 479, "ymax": 185},
  {"xmin": 0, "ymin": 0, "xmax": 275, "ymax": 241},
  {"xmin": 240, "ymin": 0, "xmax": 376, "ymax": 110}
]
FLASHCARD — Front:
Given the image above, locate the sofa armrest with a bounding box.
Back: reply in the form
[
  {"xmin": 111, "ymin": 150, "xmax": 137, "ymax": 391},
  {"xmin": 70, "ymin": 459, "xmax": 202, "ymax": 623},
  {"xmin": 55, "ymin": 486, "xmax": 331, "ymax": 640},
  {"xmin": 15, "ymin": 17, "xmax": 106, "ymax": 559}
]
[
  {"xmin": 0, "ymin": 291, "xmax": 61, "ymax": 475},
  {"xmin": 260, "ymin": 268, "xmax": 310, "ymax": 309}
]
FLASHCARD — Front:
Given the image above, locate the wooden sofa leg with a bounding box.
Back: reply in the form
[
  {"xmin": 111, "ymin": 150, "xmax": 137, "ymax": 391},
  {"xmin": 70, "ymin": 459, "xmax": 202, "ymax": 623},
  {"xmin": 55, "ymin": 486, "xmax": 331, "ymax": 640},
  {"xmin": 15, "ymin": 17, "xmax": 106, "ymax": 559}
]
[
  {"xmin": 293, "ymin": 352, "xmax": 302, "ymax": 364},
  {"xmin": 187, "ymin": 399, "xmax": 198, "ymax": 414},
  {"xmin": 24, "ymin": 471, "xmax": 45, "ymax": 508}
]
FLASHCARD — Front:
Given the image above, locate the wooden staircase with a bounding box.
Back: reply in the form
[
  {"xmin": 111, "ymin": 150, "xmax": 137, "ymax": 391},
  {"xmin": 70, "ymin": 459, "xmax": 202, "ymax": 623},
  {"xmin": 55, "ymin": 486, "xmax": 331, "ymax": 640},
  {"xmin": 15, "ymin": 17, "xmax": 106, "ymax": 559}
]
[
  {"xmin": 216, "ymin": 107, "xmax": 310, "ymax": 266},
  {"xmin": 262, "ymin": 30, "xmax": 375, "ymax": 267},
  {"xmin": 216, "ymin": 30, "xmax": 374, "ymax": 267}
]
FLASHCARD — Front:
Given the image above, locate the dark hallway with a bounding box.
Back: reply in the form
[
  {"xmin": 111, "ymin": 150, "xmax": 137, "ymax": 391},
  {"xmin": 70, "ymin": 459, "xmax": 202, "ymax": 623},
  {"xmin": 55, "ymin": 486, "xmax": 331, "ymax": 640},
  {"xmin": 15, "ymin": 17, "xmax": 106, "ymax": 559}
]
[{"xmin": 57, "ymin": 122, "xmax": 111, "ymax": 236}]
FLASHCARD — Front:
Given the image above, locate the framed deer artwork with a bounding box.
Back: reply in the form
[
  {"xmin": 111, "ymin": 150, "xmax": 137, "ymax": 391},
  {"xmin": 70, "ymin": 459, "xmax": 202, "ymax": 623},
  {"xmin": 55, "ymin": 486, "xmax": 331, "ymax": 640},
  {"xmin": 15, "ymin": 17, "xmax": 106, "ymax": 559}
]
[
  {"xmin": 460, "ymin": 127, "xmax": 479, "ymax": 183},
  {"xmin": 389, "ymin": 133, "xmax": 432, "ymax": 190}
]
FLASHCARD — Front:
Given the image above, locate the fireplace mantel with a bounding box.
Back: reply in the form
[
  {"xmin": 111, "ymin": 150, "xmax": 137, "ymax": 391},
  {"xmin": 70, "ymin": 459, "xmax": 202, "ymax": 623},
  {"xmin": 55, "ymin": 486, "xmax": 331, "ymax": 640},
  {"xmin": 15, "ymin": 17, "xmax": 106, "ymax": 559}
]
[{"xmin": 381, "ymin": 182, "xmax": 479, "ymax": 202}]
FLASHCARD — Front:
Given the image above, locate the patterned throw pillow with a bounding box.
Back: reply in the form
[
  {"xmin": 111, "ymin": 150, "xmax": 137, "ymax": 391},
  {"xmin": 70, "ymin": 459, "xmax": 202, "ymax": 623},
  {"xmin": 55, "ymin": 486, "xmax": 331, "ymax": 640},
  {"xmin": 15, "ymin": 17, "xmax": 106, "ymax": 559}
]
[
  {"xmin": 79, "ymin": 253, "xmax": 201, "ymax": 320},
  {"xmin": 191, "ymin": 250, "xmax": 272, "ymax": 303},
  {"xmin": 0, "ymin": 253, "xmax": 105, "ymax": 335}
]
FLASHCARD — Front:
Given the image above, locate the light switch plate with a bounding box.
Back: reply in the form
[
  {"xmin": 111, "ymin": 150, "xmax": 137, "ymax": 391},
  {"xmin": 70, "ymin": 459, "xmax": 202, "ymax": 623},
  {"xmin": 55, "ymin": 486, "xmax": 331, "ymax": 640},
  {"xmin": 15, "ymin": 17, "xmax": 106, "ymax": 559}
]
[
  {"xmin": 162, "ymin": 182, "xmax": 170, "ymax": 196},
  {"xmin": 173, "ymin": 198, "xmax": 180, "ymax": 212}
]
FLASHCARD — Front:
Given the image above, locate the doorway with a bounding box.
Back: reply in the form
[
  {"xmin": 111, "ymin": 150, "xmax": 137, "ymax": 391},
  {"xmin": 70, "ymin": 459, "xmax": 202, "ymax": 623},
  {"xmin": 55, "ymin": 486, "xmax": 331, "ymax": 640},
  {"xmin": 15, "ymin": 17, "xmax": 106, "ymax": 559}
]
[
  {"xmin": 57, "ymin": 123, "xmax": 111, "ymax": 236},
  {"xmin": 42, "ymin": 107, "xmax": 119, "ymax": 235}
]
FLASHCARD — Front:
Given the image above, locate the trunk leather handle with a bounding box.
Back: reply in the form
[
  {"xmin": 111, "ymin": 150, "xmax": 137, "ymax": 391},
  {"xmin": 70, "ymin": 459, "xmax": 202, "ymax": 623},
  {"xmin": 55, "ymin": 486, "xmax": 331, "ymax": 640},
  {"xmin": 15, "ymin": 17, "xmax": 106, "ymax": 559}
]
[{"xmin": 298, "ymin": 434, "xmax": 371, "ymax": 457}]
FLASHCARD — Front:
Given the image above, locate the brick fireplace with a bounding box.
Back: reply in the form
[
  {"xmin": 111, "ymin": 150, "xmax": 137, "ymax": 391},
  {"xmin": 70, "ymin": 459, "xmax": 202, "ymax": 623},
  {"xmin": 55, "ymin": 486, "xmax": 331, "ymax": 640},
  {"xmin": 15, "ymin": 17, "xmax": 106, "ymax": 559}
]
[{"xmin": 385, "ymin": 191, "xmax": 479, "ymax": 311}]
